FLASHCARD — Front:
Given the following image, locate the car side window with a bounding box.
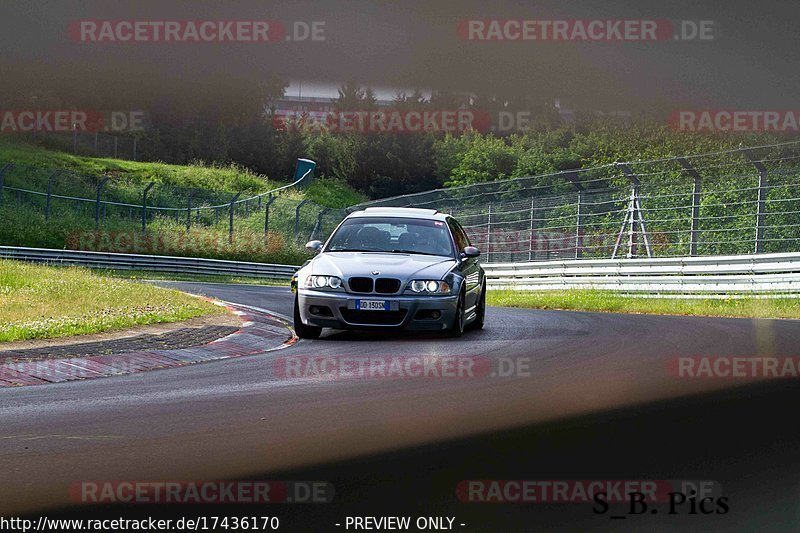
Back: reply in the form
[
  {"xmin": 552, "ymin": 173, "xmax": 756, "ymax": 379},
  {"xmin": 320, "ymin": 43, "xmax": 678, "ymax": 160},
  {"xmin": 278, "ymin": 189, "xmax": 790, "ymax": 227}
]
[
  {"xmin": 447, "ymin": 218, "xmax": 469, "ymax": 251},
  {"xmin": 454, "ymin": 219, "xmax": 472, "ymax": 247}
]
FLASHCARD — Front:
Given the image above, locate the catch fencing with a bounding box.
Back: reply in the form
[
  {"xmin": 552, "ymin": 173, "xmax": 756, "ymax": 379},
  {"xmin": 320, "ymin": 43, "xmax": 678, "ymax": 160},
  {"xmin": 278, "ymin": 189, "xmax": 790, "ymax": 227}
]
[
  {"xmin": 0, "ymin": 159, "xmax": 342, "ymax": 258},
  {"xmin": 14, "ymin": 130, "xmax": 144, "ymax": 161},
  {"xmin": 347, "ymin": 142, "xmax": 800, "ymax": 263},
  {"xmin": 2, "ymin": 141, "xmax": 800, "ymax": 267}
]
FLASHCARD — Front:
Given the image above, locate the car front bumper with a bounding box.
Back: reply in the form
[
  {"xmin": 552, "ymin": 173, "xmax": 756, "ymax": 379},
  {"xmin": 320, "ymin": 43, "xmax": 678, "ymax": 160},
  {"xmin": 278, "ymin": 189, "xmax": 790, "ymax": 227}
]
[{"xmin": 297, "ymin": 289, "xmax": 459, "ymax": 331}]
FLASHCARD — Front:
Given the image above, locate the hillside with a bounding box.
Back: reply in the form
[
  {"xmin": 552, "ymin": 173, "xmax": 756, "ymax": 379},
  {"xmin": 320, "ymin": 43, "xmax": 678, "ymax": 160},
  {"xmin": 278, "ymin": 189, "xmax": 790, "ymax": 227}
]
[
  {"xmin": 0, "ymin": 140, "xmax": 364, "ymax": 265},
  {"xmin": 0, "ymin": 139, "xmax": 365, "ymax": 209}
]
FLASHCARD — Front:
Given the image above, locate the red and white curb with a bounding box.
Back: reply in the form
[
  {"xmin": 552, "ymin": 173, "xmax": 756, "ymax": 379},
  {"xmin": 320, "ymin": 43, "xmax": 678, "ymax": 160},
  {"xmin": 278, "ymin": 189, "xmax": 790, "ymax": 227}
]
[{"xmin": 0, "ymin": 301, "xmax": 297, "ymax": 388}]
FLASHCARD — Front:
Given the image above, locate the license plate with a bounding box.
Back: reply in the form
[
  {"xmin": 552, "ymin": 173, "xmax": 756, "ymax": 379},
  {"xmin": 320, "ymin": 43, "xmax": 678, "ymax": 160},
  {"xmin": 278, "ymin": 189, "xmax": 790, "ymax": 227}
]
[{"xmin": 356, "ymin": 299, "xmax": 389, "ymax": 311}]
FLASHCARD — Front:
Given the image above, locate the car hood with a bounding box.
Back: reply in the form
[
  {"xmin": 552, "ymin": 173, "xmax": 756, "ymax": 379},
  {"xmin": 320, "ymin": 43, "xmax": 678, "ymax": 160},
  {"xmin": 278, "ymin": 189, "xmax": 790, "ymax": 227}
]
[{"xmin": 310, "ymin": 252, "xmax": 456, "ymax": 280}]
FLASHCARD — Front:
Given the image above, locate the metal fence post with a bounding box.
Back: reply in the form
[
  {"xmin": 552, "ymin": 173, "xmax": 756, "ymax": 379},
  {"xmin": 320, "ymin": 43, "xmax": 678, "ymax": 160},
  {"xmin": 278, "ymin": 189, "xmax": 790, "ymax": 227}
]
[
  {"xmin": 678, "ymin": 158, "xmax": 702, "ymax": 256},
  {"xmin": 294, "ymin": 199, "xmax": 309, "ymax": 242},
  {"xmin": 575, "ymin": 190, "xmax": 584, "ymax": 259},
  {"xmin": 264, "ymin": 194, "xmax": 276, "ymax": 242},
  {"xmin": 618, "ymin": 164, "xmax": 651, "ymax": 259},
  {"xmin": 562, "ymin": 171, "xmax": 584, "ymax": 259},
  {"xmin": 186, "ymin": 189, "xmax": 197, "ymax": 234},
  {"xmin": 141, "ymin": 182, "xmax": 155, "ymax": 234},
  {"xmin": 620, "ymin": 165, "xmax": 638, "ymax": 258},
  {"xmin": 486, "ymin": 204, "xmax": 492, "ymax": 263},
  {"xmin": 229, "ymin": 192, "xmax": 242, "ymax": 244},
  {"xmin": 45, "ymin": 170, "xmax": 59, "ymax": 221},
  {"xmin": 94, "ymin": 132, "xmax": 99, "ymax": 153},
  {"xmin": 73, "ymin": 127, "xmax": 78, "ymax": 154},
  {"xmin": 528, "ymin": 198, "xmax": 534, "ymax": 261},
  {"xmin": 133, "ymin": 138, "xmax": 138, "ymax": 161},
  {"xmin": 744, "ymin": 150, "xmax": 768, "ymax": 254},
  {"xmin": 95, "ymin": 177, "xmax": 110, "ymax": 230},
  {"xmin": 113, "ymin": 136, "xmax": 118, "ymax": 159},
  {"xmin": 0, "ymin": 163, "xmax": 13, "ymax": 206},
  {"xmin": 311, "ymin": 208, "xmax": 330, "ymax": 241}
]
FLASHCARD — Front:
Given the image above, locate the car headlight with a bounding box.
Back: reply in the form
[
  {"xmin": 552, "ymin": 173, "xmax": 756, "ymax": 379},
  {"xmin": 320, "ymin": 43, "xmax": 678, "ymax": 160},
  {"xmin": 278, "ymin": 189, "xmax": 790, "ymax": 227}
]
[
  {"xmin": 408, "ymin": 280, "xmax": 451, "ymax": 294},
  {"xmin": 304, "ymin": 275, "xmax": 342, "ymax": 289}
]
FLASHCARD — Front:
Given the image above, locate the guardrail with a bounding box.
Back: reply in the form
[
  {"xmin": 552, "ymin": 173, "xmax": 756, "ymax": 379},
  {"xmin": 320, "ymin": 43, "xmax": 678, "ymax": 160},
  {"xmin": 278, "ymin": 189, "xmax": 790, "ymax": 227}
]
[
  {"xmin": 0, "ymin": 247, "xmax": 298, "ymax": 280},
  {"xmin": 3, "ymin": 246, "xmax": 799, "ymax": 295},
  {"xmin": 482, "ymin": 252, "xmax": 800, "ymax": 295}
]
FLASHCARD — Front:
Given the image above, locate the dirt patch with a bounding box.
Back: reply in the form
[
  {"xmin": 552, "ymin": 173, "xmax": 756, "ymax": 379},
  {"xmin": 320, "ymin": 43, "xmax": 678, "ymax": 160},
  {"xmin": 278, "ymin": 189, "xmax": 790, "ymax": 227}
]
[{"xmin": 0, "ymin": 312, "xmax": 242, "ymax": 362}]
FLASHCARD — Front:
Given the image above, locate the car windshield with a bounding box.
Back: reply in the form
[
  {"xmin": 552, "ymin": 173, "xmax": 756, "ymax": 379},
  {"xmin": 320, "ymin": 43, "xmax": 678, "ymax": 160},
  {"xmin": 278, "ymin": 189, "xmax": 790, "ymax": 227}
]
[{"xmin": 325, "ymin": 217, "xmax": 454, "ymax": 257}]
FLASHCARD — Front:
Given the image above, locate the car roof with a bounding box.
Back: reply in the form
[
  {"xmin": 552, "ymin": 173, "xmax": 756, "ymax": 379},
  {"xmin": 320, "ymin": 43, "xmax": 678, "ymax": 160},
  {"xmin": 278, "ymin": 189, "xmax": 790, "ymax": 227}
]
[{"xmin": 347, "ymin": 207, "xmax": 450, "ymax": 221}]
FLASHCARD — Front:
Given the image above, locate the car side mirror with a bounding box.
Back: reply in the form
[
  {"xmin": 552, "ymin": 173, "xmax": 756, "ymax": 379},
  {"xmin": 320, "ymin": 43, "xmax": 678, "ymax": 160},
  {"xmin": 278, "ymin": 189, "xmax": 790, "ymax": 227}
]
[
  {"xmin": 462, "ymin": 246, "xmax": 480, "ymax": 258},
  {"xmin": 305, "ymin": 240, "xmax": 323, "ymax": 253}
]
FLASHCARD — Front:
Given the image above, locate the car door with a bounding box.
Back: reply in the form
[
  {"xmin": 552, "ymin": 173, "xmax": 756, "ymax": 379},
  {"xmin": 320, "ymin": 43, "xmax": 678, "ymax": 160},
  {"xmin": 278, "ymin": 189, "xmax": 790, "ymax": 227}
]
[{"xmin": 447, "ymin": 217, "xmax": 482, "ymax": 311}]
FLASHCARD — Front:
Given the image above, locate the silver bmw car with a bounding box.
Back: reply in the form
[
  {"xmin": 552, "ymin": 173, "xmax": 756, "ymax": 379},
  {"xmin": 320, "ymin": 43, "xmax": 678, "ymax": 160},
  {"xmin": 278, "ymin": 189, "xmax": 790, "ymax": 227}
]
[{"xmin": 293, "ymin": 207, "xmax": 486, "ymax": 339}]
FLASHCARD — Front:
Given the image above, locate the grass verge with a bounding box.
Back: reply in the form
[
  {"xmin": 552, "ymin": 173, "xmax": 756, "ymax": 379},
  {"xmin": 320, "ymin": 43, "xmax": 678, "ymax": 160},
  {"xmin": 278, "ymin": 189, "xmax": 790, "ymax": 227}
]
[
  {"xmin": 487, "ymin": 289, "xmax": 800, "ymax": 320},
  {"xmin": 0, "ymin": 260, "xmax": 223, "ymax": 342},
  {"xmin": 0, "ymin": 139, "xmax": 365, "ymax": 208},
  {"xmin": 0, "ymin": 139, "xmax": 362, "ymax": 264},
  {"xmin": 97, "ymin": 269, "xmax": 290, "ymax": 287}
]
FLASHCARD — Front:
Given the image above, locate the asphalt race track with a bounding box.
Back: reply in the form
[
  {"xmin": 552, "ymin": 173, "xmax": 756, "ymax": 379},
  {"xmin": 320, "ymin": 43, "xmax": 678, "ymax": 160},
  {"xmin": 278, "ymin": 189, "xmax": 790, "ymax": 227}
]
[{"xmin": 1, "ymin": 282, "xmax": 800, "ymax": 530}]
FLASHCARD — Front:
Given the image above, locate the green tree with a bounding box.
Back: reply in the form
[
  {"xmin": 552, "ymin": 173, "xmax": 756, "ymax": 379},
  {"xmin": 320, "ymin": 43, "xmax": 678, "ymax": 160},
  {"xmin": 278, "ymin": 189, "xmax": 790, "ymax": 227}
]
[{"xmin": 333, "ymin": 81, "xmax": 366, "ymax": 112}]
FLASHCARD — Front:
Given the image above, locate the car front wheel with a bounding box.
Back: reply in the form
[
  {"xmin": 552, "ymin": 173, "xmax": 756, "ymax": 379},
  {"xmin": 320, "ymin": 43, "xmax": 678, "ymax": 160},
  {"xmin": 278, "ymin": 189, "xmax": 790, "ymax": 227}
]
[
  {"xmin": 447, "ymin": 291, "xmax": 465, "ymax": 338},
  {"xmin": 294, "ymin": 295, "xmax": 322, "ymax": 340}
]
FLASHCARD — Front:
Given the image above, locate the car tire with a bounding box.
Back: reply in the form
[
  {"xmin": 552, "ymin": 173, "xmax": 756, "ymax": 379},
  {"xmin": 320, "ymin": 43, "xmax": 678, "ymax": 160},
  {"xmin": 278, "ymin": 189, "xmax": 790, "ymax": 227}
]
[
  {"xmin": 447, "ymin": 291, "xmax": 465, "ymax": 338},
  {"xmin": 294, "ymin": 295, "xmax": 322, "ymax": 340},
  {"xmin": 467, "ymin": 282, "xmax": 486, "ymax": 331}
]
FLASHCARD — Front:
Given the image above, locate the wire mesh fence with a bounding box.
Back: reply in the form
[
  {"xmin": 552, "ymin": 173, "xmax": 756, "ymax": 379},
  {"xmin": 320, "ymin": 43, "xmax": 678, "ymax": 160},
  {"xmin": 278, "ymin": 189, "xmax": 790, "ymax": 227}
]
[
  {"xmin": 0, "ymin": 159, "xmax": 326, "ymax": 263},
  {"xmin": 13, "ymin": 130, "xmax": 145, "ymax": 161},
  {"xmin": 2, "ymin": 141, "xmax": 800, "ymax": 264},
  {"xmin": 345, "ymin": 141, "xmax": 800, "ymax": 263}
]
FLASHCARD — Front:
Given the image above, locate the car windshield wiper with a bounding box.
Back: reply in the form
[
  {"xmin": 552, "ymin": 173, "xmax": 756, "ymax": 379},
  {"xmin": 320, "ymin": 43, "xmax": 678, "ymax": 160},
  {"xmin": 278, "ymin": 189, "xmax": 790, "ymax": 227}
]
[
  {"xmin": 328, "ymin": 248, "xmax": 381, "ymax": 252},
  {"xmin": 389, "ymin": 249, "xmax": 447, "ymax": 256},
  {"xmin": 329, "ymin": 248, "xmax": 448, "ymax": 257}
]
